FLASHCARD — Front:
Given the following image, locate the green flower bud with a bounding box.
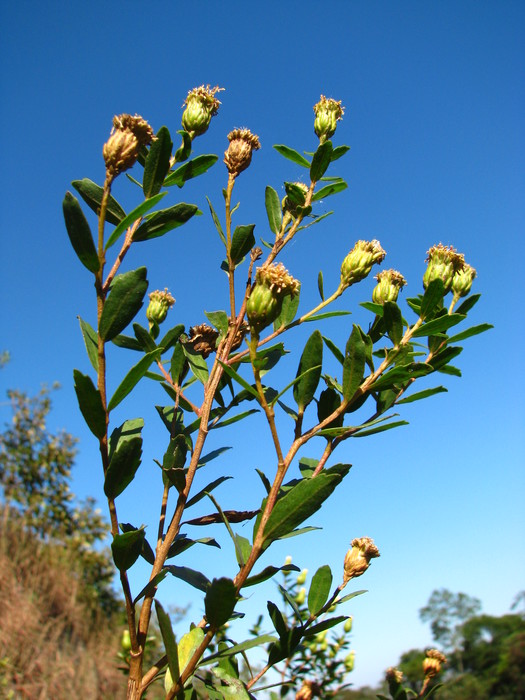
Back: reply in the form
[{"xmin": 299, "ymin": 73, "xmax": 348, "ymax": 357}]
[
  {"xmin": 313, "ymin": 95, "xmax": 344, "ymax": 143},
  {"xmin": 246, "ymin": 263, "xmax": 300, "ymax": 334},
  {"xmin": 224, "ymin": 128, "xmax": 261, "ymax": 177},
  {"xmin": 344, "ymin": 651, "xmax": 355, "ymax": 672},
  {"xmin": 423, "ymin": 244, "xmax": 465, "ymax": 293},
  {"xmin": 295, "ymin": 587, "xmax": 306, "ymax": 605},
  {"xmin": 121, "ymin": 629, "xmax": 131, "ymax": 652},
  {"xmin": 344, "ymin": 616, "xmax": 353, "ymax": 634},
  {"xmin": 372, "ymin": 269, "xmax": 407, "ymax": 304},
  {"xmin": 282, "ymin": 182, "xmax": 309, "ymax": 219},
  {"xmin": 340, "ymin": 240, "xmax": 386, "ymax": 289},
  {"xmin": 103, "ymin": 114, "xmax": 154, "ymax": 181},
  {"xmin": 342, "ymin": 537, "xmax": 380, "ymax": 587},
  {"xmin": 146, "ymin": 289, "xmax": 175, "ymax": 337},
  {"xmin": 451, "ymin": 262, "xmax": 476, "ymax": 299},
  {"xmin": 181, "ymin": 85, "xmax": 223, "ymax": 139},
  {"xmin": 296, "ymin": 568, "xmax": 308, "ymax": 585}
]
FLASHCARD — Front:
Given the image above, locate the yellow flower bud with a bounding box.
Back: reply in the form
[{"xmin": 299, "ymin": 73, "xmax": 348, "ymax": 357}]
[
  {"xmin": 423, "ymin": 244, "xmax": 465, "ymax": 293},
  {"xmin": 423, "ymin": 649, "xmax": 447, "ymax": 679},
  {"xmin": 103, "ymin": 114, "xmax": 154, "ymax": 180},
  {"xmin": 146, "ymin": 289, "xmax": 175, "ymax": 338},
  {"xmin": 296, "ymin": 568, "xmax": 308, "ymax": 585},
  {"xmin": 344, "ymin": 616, "xmax": 353, "ymax": 634},
  {"xmin": 313, "ymin": 95, "xmax": 344, "ymax": 143},
  {"xmin": 181, "ymin": 85, "xmax": 223, "ymax": 139},
  {"xmin": 295, "ymin": 587, "xmax": 306, "ymax": 605},
  {"xmin": 372, "ymin": 269, "xmax": 407, "ymax": 304},
  {"xmin": 342, "ymin": 537, "xmax": 380, "ymax": 586},
  {"xmin": 224, "ymin": 128, "xmax": 260, "ymax": 177},
  {"xmin": 344, "ymin": 651, "xmax": 355, "ymax": 672},
  {"xmin": 340, "ymin": 240, "xmax": 386, "ymax": 289},
  {"xmin": 120, "ymin": 629, "xmax": 132, "ymax": 652}
]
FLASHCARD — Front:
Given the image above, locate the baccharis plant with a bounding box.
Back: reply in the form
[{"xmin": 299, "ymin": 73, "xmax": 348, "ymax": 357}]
[{"xmin": 63, "ymin": 86, "xmax": 491, "ymax": 699}]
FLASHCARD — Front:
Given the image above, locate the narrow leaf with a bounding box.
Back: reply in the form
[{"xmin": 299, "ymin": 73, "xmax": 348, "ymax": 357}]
[
  {"xmin": 218, "ymin": 361, "xmax": 259, "ymax": 399},
  {"xmin": 310, "ymin": 141, "xmax": 333, "ymax": 182},
  {"xmin": 412, "ymin": 313, "xmax": 465, "ymax": 337},
  {"xmin": 181, "ymin": 344, "xmax": 209, "ymax": 384},
  {"xmin": 99, "ymin": 267, "xmax": 148, "ymax": 341},
  {"xmin": 293, "ymin": 330, "xmax": 323, "ymax": 411},
  {"xmin": 207, "ymin": 196, "xmax": 226, "ymax": 246},
  {"xmin": 143, "ymin": 125, "xmax": 172, "ymax": 198},
  {"xmin": 244, "ymin": 564, "xmax": 300, "ymax": 588},
  {"xmin": 397, "ymin": 386, "xmax": 447, "ymax": 404},
  {"xmin": 205, "ymin": 578, "xmax": 237, "ymax": 628},
  {"xmin": 383, "ymin": 301, "xmax": 404, "ymax": 345},
  {"xmin": 265, "ymin": 186, "xmax": 282, "ymax": 235},
  {"xmin": 78, "ymin": 317, "xmax": 99, "ymax": 371},
  {"xmin": 164, "ymin": 154, "xmax": 219, "ymax": 187},
  {"xmin": 155, "ymin": 600, "xmax": 181, "ymax": 693},
  {"xmin": 186, "ymin": 477, "xmax": 232, "ymax": 508},
  {"xmin": 63, "ymin": 192, "xmax": 100, "ymax": 273},
  {"xmin": 133, "ymin": 203, "xmax": 200, "ymax": 241},
  {"xmin": 165, "ymin": 565, "xmax": 210, "ymax": 592},
  {"xmin": 420, "ymin": 279, "xmax": 445, "ymax": 320},
  {"xmin": 108, "ymin": 349, "xmax": 161, "ymax": 411},
  {"xmin": 342, "ymin": 325, "xmax": 366, "ymax": 401},
  {"xmin": 352, "ymin": 420, "xmax": 408, "ymax": 438},
  {"xmin": 73, "ymin": 370, "xmax": 106, "ymax": 438},
  {"xmin": 105, "ymin": 192, "xmax": 166, "ymax": 250},
  {"xmin": 111, "ymin": 528, "xmax": 145, "ymax": 570},
  {"xmin": 273, "ymin": 289, "xmax": 301, "ymax": 330},
  {"xmin": 72, "ymin": 178, "xmax": 126, "ymax": 225},
  {"xmin": 230, "ymin": 224, "xmax": 256, "ymax": 264},
  {"xmin": 447, "ymin": 323, "xmax": 493, "ymax": 343},
  {"xmin": 308, "ymin": 565, "xmax": 333, "ymax": 615},
  {"xmin": 273, "ymin": 144, "xmax": 310, "ymax": 168},
  {"xmin": 312, "ymin": 181, "xmax": 348, "ymax": 201},
  {"xmin": 304, "ymin": 616, "xmax": 348, "ymax": 636}
]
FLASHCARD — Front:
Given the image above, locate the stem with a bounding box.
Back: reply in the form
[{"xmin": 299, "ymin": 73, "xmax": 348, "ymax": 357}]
[{"xmin": 225, "ymin": 173, "xmax": 236, "ymax": 318}]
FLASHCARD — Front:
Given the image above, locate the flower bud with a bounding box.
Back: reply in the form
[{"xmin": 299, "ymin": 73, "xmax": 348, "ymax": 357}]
[
  {"xmin": 284, "ymin": 555, "xmax": 293, "ymax": 565},
  {"xmin": 295, "ymin": 587, "xmax": 306, "ymax": 605},
  {"xmin": 282, "ymin": 182, "xmax": 309, "ymax": 218},
  {"xmin": 313, "ymin": 95, "xmax": 344, "ymax": 143},
  {"xmin": 340, "ymin": 240, "xmax": 386, "ymax": 289},
  {"xmin": 344, "ymin": 651, "xmax": 355, "ymax": 672},
  {"xmin": 146, "ymin": 289, "xmax": 175, "ymax": 337},
  {"xmin": 103, "ymin": 114, "xmax": 155, "ymax": 180},
  {"xmin": 451, "ymin": 262, "xmax": 476, "ymax": 299},
  {"xmin": 372, "ymin": 269, "xmax": 407, "ymax": 304},
  {"xmin": 344, "ymin": 616, "xmax": 353, "ymax": 634},
  {"xmin": 296, "ymin": 568, "xmax": 308, "ymax": 585},
  {"xmin": 224, "ymin": 128, "xmax": 261, "ymax": 177},
  {"xmin": 423, "ymin": 649, "xmax": 447, "ymax": 679},
  {"xmin": 121, "ymin": 629, "xmax": 132, "ymax": 652},
  {"xmin": 181, "ymin": 85, "xmax": 223, "ymax": 139},
  {"xmin": 342, "ymin": 537, "xmax": 380, "ymax": 586},
  {"xmin": 187, "ymin": 323, "xmax": 219, "ymax": 359},
  {"xmin": 386, "ymin": 667, "xmax": 403, "ymax": 685},
  {"xmin": 423, "ymin": 244, "xmax": 465, "ymax": 293},
  {"xmin": 296, "ymin": 680, "xmax": 321, "ymax": 700},
  {"xmin": 246, "ymin": 263, "xmax": 300, "ymax": 334}
]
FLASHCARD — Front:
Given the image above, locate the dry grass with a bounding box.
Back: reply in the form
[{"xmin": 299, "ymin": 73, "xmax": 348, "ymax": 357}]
[{"xmin": 0, "ymin": 511, "xmax": 125, "ymax": 699}]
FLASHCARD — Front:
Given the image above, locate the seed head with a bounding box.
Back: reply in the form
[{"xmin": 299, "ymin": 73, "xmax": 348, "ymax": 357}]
[
  {"xmin": 103, "ymin": 114, "xmax": 154, "ymax": 180},
  {"xmin": 187, "ymin": 323, "xmax": 219, "ymax": 359},
  {"xmin": 340, "ymin": 240, "xmax": 386, "ymax": 289},
  {"xmin": 342, "ymin": 537, "xmax": 380, "ymax": 586},
  {"xmin": 182, "ymin": 85, "xmax": 223, "ymax": 138},
  {"xmin": 224, "ymin": 128, "xmax": 261, "ymax": 177},
  {"xmin": 295, "ymin": 680, "xmax": 321, "ymax": 700},
  {"xmin": 313, "ymin": 95, "xmax": 344, "ymax": 143}
]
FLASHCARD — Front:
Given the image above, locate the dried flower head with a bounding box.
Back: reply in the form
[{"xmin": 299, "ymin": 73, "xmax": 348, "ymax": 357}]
[
  {"xmin": 423, "ymin": 649, "xmax": 447, "ymax": 678},
  {"xmin": 451, "ymin": 262, "xmax": 477, "ymax": 299},
  {"xmin": 246, "ymin": 263, "xmax": 300, "ymax": 334},
  {"xmin": 386, "ymin": 667, "xmax": 404, "ymax": 684},
  {"xmin": 423, "ymin": 244, "xmax": 465, "ymax": 293},
  {"xmin": 340, "ymin": 240, "xmax": 386, "ymax": 289},
  {"xmin": 313, "ymin": 95, "xmax": 345, "ymax": 143},
  {"xmin": 182, "ymin": 85, "xmax": 223, "ymax": 138},
  {"xmin": 295, "ymin": 680, "xmax": 321, "ymax": 700},
  {"xmin": 187, "ymin": 323, "xmax": 219, "ymax": 359},
  {"xmin": 372, "ymin": 269, "xmax": 407, "ymax": 304},
  {"xmin": 103, "ymin": 114, "xmax": 154, "ymax": 180},
  {"xmin": 228, "ymin": 320, "xmax": 250, "ymax": 352},
  {"xmin": 342, "ymin": 537, "xmax": 380, "ymax": 586},
  {"xmin": 224, "ymin": 128, "xmax": 261, "ymax": 176}
]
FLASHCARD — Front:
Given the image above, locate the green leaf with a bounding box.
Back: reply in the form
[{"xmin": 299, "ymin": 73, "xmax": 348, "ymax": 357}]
[
  {"xmin": 133, "ymin": 323, "xmax": 157, "ymax": 352},
  {"xmin": 206, "ymin": 196, "xmax": 226, "ymax": 246},
  {"xmin": 165, "ymin": 627, "xmax": 205, "ymax": 693},
  {"xmin": 455, "ymin": 292, "xmax": 481, "ymax": 315},
  {"xmin": 233, "ymin": 533, "xmax": 251, "ymax": 567},
  {"xmin": 331, "ymin": 145, "xmax": 350, "ymax": 161},
  {"xmin": 104, "ymin": 420, "xmax": 143, "ymax": 499},
  {"xmin": 73, "ymin": 370, "xmax": 106, "ymax": 438},
  {"xmin": 133, "ymin": 203, "xmax": 200, "ymax": 242},
  {"xmin": 99, "ymin": 267, "xmax": 148, "ymax": 342},
  {"xmin": 63, "ymin": 192, "xmax": 100, "ymax": 273},
  {"xmin": 198, "ymin": 446, "xmax": 232, "ymax": 467},
  {"xmin": 186, "ymin": 476, "xmax": 232, "ymax": 508},
  {"xmin": 173, "ymin": 129, "xmax": 192, "ymax": 163},
  {"xmin": 312, "ymin": 181, "xmax": 348, "ymax": 201},
  {"xmin": 342, "ymin": 325, "xmax": 366, "ymax": 401},
  {"xmin": 397, "ymin": 386, "xmax": 447, "ymax": 404},
  {"xmin": 322, "ymin": 335, "xmax": 344, "ymax": 365},
  {"xmin": 284, "ymin": 182, "xmax": 307, "ymax": 206},
  {"xmin": 111, "ymin": 334, "xmax": 143, "ymax": 351},
  {"xmin": 159, "ymin": 324, "xmax": 185, "ymax": 353},
  {"xmin": 244, "ymin": 564, "xmax": 300, "ymax": 588},
  {"xmin": 72, "ymin": 178, "xmax": 126, "ymax": 225},
  {"xmin": 265, "ymin": 186, "xmax": 282, "ymax": 235},
  {"xmin": 205, "ymin": 578, "xmax": 237, "ymax": 628},
  {"xmin": 143, "ymin": 126, "xmax": 172, "ymax": 198},
  {"xmin": 308, "ymin": 564, "xmax": 333, "ymax": 615},
  {"xmin": 105, "ymin": 192, "xmax": 167, "ymax": 250},
  {"xmin": 258, "ymin": 468, "xmax": 348, "ymax": 547},
  {"xmin": 273, "ymin": 289, "xmax": 301, "ymax": 330},
  {"xmin": 211, "ymin": 409, "xmax": 259, "ymax": 430},
  {"xmin": 304, "ymin": 616, "xmax": 348, "ymax": 636},
  {"xmin": 202, "ymin": 635, "xmax": 277, "ymax": 662},
  {"xmin": 383, "ymin": 301, "xmax": 404, "ymax": 345},
  {"xmin": 111, "ymin": 528, "xmax": 145, "ymax": 570},
  {"xmin": 420, "ymin": 279, "xmax": 445, "ymax": 320},
  {"xmin": 447, "ymin": 323, "xmax": 493, "ymax": 343},
  {"xmin": 211, "ymin": 669, "xmax": 250, "ymax": 699},
  {"xmin": 78, "ymin": 317, "xmax": 99, "ymax": 371},
  {"xmin": 108, "ymin": 349, "xmax": 160, "ymax": 411},
  {"xmin": 360, "ymin": 301, "xmax": 385, "ymax": 316},
  {"xmin": 134, "ymin": 570, "xmax": 169, "ymax": 603},
  {"xmin": 182, "ymin": 344, "xmax": 209, "ymax": 384},
  {"xmin": 317, "ymin": 270, "xmax": 325, "ymax": 301},
  {"xmin": 305, "ymin": 310, "xmax": 351, "ymax": 322},
  {"xmin": 164, "ymin": 154, "xmax": 219, "ymax": 187},
  {"xmin": 165, "ymin": 565, "xmax": 210, "ymax": 592},
  {"xmin": 217, "ymin": 361, "xmax": 259, "ymax": 399},
  {"xmin": 273, "ymin": 144, "xmax": 310, "ymax": 168},
  {"xmin": 310, "ymin": 141, "xmax": 333, "ymax": 182},
  {"xmin": 155, "ymin": 600, "xmax": 181, "ymax": 695},
  {"xmin": 293, "ymin": 330, "xmax": 323, "ymax": 411},
  {"xmin": 369, "ymin": 363, "xmax": 432, "ymax": 391},
  {"xmin": 430, "ymin": 345, "xmax": 463, "ymax": 371},
  {"xmin": 352, "ymin": 420, "xmax": 408, "ymax": 438},
  {"xmin": 411, "ymin": 313, "xmax": 465, "ymax": 337},
  {"xmin": 204, "ymin": 310, "xmax": 229, "ymax": 336},
  {"xmin": 230, "ymin": 224, "xmax": 256, "ymax": 265}
]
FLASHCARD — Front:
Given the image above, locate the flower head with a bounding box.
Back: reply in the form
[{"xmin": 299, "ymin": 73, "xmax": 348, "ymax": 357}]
[
  {"xmin": 103, "ymin": 114, "xmax": 154, "ymax": 180},
  {"xmin": 372, "ymin": 269, "xmax": 407, "ymax": 304},
  {"xmin": 423, "ymin": 244, "xmax": 465, "ymax": 293},
  {"xmin": 246, "ymin": 263, "xmax": 300, "ymax": 334},
  {"xmin": 451, "ymin": 262, "xmax": 476, "ymax": 299},
  {"xmin": 224, "ymin": 128, "xmax": 261, "ymax": 176},
  {"xmin": 313, "ymin": 95, "xmax": 344, "ymax": 143},
  {"xmin": 423, "ymin": 649, "xmax": 447, "ymax": 679},
  {"xmin": 146, "ymin": 289, "xmax": 175, "ymax": 337},
  {"xmin": 296, "ymin": 680, "xmax": 321, "ymax": 700},
  {"xmin": 340, "ymin": 240, "xmax": 386, "ymax": 289},
  {"xmin": 182, "ymin": 85, "xmax": 223, "ymax": 138},
  {"xmin": 342, "ymin": 537, "xmax": 380, "ymax": 586}
]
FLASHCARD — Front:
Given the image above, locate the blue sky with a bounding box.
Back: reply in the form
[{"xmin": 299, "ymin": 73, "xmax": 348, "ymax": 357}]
[{"xmin": 1, "ymin": 0, "xmax": 524, "ymax": 689}]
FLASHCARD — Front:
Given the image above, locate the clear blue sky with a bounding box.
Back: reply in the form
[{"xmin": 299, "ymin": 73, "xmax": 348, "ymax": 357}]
[{"xmin": 1, "ymin": 0, "xmax": 524, "ymax": 689}]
